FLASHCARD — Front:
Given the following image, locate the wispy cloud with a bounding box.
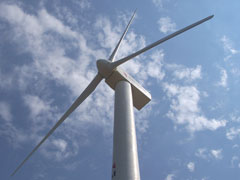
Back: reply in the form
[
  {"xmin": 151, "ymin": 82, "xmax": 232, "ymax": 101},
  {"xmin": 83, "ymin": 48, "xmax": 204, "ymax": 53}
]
[
  {"xmin": 211, "ymin": 149, "xmax": 223, "ymax": 159},
  {"xmin": 195, "ymin": 148, "xmax": 208, "ymax": 159},
  {"xmin": 165, "ymin": 173, "xmax": 175, "ymax": 180},
  {"xmin": 187, "ymin": 162, "xmax": 195, "ymax": 172},
  {"xmin": 0, "ymin": 101, "xmax": 27, "ymax": 147},
  {"xmin": 152, "ymin": 0, "xmax": 164, "ymax": 8},
  {"xmin": 163, "ymin": 83, "xmax": 226, "ymax": 133},
  {"xmin": 0, "ymin": 2, "xmax": 164, "ymax": 162},
  {"xmin": 0, "ymin": 101, "xmax": 12, "ymax": 122},
  {"xmin": 138, "ymin": 49, "xmax": 165, "ymax": 83},
  {"xmin": 226, "ymin": 127, "xmax": 240, "ymax": 140},
  {"xmin": 158, "ymin": 17, "xmax": 176, "ymax": 34},
  {"xmin": 167, "ymin": 64, "xmax": 202, "ymax": 82},
  {"xmin": 231, "ymin": 156, "xmax": 240, "ymax": 168},
  {"xmin": 74, "ymin": 0, "xmax": 91, "ymax": 9},
  {"xmin": 95, "ymin": 16, "xmax": 123, "ymax": 52},
  {"xmin": 0, "ymin": 2, "xmax": 110, "ymax": 161},
  {"xmin": 23, "ymin": 95, "xmax": 52, "ymax": 119},
  {"xmin": 221, "ymin": 35, "xmax": 238, "ymax": 54},
  {"xmin": 217, "ymin": 68, "xmax": 228, "ymax": 87},
  {"xmin": 196, "ymin": 148, "xmax": 223, "ymax": 160},
  {"xmin": 0, "ymin": 70, "xmax": 14, "ymax": 90},
  {"xmin": 221, "ymin": 35, "xmax": 238, "ymax": 61},
  {"xmin": 40, "ymin": 138, "xmax": 79, "ymax": 161}
]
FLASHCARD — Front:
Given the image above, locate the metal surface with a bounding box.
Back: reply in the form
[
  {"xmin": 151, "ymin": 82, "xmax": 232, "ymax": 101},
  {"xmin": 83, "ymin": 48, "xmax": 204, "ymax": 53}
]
[
  {"xmin": 112, "ymin": 81, "xmax": 140, "ymax": 180},
  {"xmin": 106, "ymin": 67, "xmax": 151, "ymax": 110}
]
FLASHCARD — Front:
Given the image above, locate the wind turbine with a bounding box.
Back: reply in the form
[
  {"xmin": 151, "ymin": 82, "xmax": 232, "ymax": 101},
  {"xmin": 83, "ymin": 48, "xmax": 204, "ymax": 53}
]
[{"xmin": 11, "ymin": 10, "xmax": 213, "ymax": 180}]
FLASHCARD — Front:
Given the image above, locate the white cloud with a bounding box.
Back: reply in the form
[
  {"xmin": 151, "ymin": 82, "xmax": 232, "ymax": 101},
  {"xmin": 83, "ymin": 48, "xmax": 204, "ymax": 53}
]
[
  {"xmin": 231, "ymin": 156, "xmax": 239, "ymax": 168},
  {"xmin": 169, "ymin": 64, "xmax": 202, "ymax": 81},
  {"xmin": 21, "ymin": 94, "xmax": 76, "ymax": 158},
  {"xmin": 221, "ymin": 36, "xmax": 238, "ymax": 54},
  {"xmin": 41, "ymin": 138, "xmax": 79, "ymax": 161},
  {"xmin": 217, "ymin": 69, "xmax": 228, "ymax": 87},
  {"xmin": 233, "ymin": 144, "xmax": 239, "ymax": 149},
  {"xmin": 0, "ymin": 2, "xmax": 99, "ymax": 155},
  {"xmin": 74, "ymin": 0, "xmax": 91, "ymax": 9},
  {"xmin": 0, "ymin": 2, "xmax": 168, "ymax": 162},
  {"xmin": 135, "ymin": 104, "xmax": 152, "ymax": 134},
  {"xmin": 0, "ymin": 102, "xmax": 27, "ymax": 147},
  {"xmin": 153, "ymin": 0, "xmax": 164, "ymax": 8},
  {"xmin": 226, "ymin": 127, "xmax": 240, "ymax": 140},
  {"xmin": 221, "ymin": 35, "xmax": 238, "ymax": 61},
  {"xmin": 0, "ymin": 3, "xmax": 97, "ymax": 96},
  {"xmin": 195, "ymin": 148, "xmax": 208, "ymax": 159},
  {"xmin": 196, "ymin": 148, "xmax": 223, "ymax": 160},
  {"xmin": 165, "ymin": 173, "xmax": 175, "ymax": 180},
  {"xmin": 22, "ymin": 94, "xmax": 62, "ymax": 141},
  {"xmin": 211, "ymin": 149, "xmax": 223, "ymax": 159},
  {"xmin": 142, "ymin": 49, "xmax": 165, "ymax": 81},
  {"xmin": 23, "ymin": 95, "xmax": 51, "ymax": 118},
  {"xmin": 117, "ymin": 31, "xmax": 146, "ymax": 61},
  {"xmin": 53, "ymin": 138, "xmax": 67, "ymax": 152},
  {"xmin": 0, "ymin": 101, "xmax": 12, "ymax": 122},
  {"xmin": 231, "ymin": 67, "xmax": 240, "ymax": 77},
  {"xmin": 95, "ymin": 16, "xmax": 122, "ymax": 52},
  {"xmin": 158, "ymin": 17, "xmax": 176, "ymax": 34},
  {"xmin": 0, "ymin": 70, "xmax": 14, "ymax": 89},
  {"xmin": 230, "ymin": 113, "xmax": 240, "ymax": 122},
  {"xmin": 38, "ymin": 9, "xmax": 77, "ymax": 38},
  {"xmin": 163, "ymin": 83, "xmax": 226, "ymax": 133},
  {"xmin": 0, "ymin": 3, "xmax": 77, "ymax": 43},
  {"xmin": 187, "ymin": 162, "xmax": 195, "ymax": 172}
]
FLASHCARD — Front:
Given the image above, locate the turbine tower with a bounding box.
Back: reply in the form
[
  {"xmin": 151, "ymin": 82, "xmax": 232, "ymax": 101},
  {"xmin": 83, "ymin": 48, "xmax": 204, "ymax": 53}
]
[{"xmin": 11, "ymin": 11, "xmax": 213, "ymax": 180}]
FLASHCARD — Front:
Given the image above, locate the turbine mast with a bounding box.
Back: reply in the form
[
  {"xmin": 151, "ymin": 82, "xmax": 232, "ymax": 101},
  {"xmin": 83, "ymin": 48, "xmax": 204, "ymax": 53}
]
[{"xmin": 112, "ymin": 81, "xmax": 140, "ymax": 180}]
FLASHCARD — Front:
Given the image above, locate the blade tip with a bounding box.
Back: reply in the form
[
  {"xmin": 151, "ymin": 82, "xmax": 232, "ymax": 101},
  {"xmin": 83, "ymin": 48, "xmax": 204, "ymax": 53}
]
[
  {"xmin": 11, "ymin": 168, "xmax": 18, "ymax": 177},
  {"xmin": 133, "ymin": 9, "xmax": 137, "ymax": 16},
  {"xmin": 209, "ymin": 14, "xmax": 214, "ymax": 19}
]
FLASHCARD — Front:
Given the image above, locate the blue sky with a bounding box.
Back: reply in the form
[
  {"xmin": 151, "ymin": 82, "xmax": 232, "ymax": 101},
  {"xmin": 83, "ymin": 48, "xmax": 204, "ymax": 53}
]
[{"xmin": 1, "ymin": 0, "xmax": 240, "ymax": 179}]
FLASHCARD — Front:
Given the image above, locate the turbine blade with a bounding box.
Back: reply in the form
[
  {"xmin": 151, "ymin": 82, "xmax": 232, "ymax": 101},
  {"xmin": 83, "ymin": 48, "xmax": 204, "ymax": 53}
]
[
  {"xmin": 108, "ymin": 9, "xmax": 137, "ymax": 62},
  {"xmin": 111, "ymin": 15, "xmax": 214, "ymax": 68},
  {"xmin": 11, "ymin": 73, "xmax": 103, "ymax": 176}
]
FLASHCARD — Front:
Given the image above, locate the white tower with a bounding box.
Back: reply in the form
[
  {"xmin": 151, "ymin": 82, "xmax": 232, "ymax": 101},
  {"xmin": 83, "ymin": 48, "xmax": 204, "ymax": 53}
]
[{"xmin": 112, "ymin": 81, "xmax": 140, "ymax": 179}]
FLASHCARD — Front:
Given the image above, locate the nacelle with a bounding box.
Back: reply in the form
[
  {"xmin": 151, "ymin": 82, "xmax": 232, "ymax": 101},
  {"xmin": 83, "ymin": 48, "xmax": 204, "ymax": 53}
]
[{"xmin": 105, "ymin": 67, "xmax": 151, "ymax": 110}]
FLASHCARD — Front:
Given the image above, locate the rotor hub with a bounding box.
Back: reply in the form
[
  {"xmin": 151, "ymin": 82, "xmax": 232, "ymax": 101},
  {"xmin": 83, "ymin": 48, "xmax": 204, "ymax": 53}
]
[{"xmin": 96, "ymin": 59, "xmax": 114, "ymax": 78}]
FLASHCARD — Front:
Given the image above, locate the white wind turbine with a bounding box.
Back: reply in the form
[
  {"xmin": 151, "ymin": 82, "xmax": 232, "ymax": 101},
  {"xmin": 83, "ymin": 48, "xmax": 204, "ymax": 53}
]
[{"xmin": 11, "ymin": 11, "xmax": 213, "ymax": 180}]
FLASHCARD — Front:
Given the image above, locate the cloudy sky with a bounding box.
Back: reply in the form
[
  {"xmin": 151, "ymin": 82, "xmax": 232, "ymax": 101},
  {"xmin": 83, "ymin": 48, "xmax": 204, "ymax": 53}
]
[{"xmin": 1, "ymin": 0, "xmax": 240, "ymax": 179}]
